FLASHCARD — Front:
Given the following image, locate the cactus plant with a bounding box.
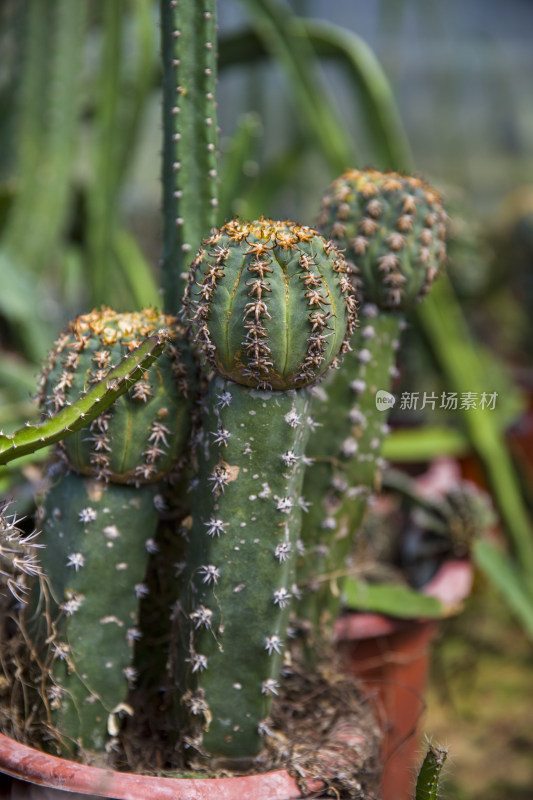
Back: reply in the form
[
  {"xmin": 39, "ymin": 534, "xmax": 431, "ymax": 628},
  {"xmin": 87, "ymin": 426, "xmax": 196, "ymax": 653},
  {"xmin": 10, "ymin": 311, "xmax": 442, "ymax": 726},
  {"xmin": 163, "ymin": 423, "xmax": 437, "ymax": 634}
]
[
  {"xmin": 414, "ymin": 744, "xmax": 448, "ymax": 800},
  {"xmin": 25, "ymin": 308, "xmax": 196, "ymax": 757},
  {"xmin": 0, "ymin": 332, "xmax": 170, "ymax": 465},
  {"xmin": 177, "ymin": 217, "xmax": 357, "ymax": 766},
  {"xmin": 298, "ymin": 168, "xmax": 447, "ymax": 639}
]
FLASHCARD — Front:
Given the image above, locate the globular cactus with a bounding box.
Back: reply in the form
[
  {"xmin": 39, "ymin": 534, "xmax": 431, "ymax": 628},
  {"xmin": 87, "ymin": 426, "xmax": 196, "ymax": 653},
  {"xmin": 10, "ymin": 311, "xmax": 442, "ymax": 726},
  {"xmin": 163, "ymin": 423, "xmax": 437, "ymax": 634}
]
[
  {"xmin": 28, "ymin": 308, "xmax": 197, "ymax": 757},
  {"xmin": 318, "ymin": 169, "xmax": 447, "ymax": 310},
  {"xmin": 183, "ymin": 218, "xmax": 356, "ymax": 391},
  {"xmin": 177, "ymin": 218, "xmax": 356, "ymax": 766},
  {"xmin": 38, "ymin": 307, "xmax": 194, "ymax": 485},
  {"xmin": 299, "ymin": 169, "xmax": 447, "ymax": 638}
]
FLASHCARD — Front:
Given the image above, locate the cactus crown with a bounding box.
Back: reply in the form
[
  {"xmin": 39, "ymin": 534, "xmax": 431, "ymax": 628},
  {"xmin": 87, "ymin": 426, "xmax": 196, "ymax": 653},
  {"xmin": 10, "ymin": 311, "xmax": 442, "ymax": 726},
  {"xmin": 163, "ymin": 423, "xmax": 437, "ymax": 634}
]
[
  {"xmin": 183, "ymin": 218, "xmax": 357, "ymax": 391},
  {"xmin": 38, "ymin": 307, "xmax": 194, "ymax": 484},
  {"xmin": 318, "ymin": 169, "xmax": 447, "ymax": 310}
]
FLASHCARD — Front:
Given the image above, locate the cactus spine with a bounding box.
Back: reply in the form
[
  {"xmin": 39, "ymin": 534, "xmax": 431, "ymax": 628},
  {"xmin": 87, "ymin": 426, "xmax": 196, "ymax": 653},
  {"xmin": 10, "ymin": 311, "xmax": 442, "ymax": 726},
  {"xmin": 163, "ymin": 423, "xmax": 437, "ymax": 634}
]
[
  {"xmin": 30, "ymin": 308, "xmax": 195, "ymax": 756},
  {"xmin": 299, "ymin": 169, "xmax": 446, "ymax": 638},
  {"xmin": 179, "ymin": 218, "xmax": 356, "ymax": 765}
]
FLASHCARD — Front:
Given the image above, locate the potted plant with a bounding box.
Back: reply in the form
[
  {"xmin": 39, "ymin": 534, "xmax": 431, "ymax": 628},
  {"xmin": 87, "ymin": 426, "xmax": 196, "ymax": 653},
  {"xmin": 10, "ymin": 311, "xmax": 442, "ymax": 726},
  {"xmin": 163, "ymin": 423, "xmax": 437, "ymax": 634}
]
[
  {"xmin": 0, "ymin": 3, "xmax": 460, "ymax": 799},
  {"xmin": 334, "ymin": 459, "xmax": 492, "ymax": 800}
]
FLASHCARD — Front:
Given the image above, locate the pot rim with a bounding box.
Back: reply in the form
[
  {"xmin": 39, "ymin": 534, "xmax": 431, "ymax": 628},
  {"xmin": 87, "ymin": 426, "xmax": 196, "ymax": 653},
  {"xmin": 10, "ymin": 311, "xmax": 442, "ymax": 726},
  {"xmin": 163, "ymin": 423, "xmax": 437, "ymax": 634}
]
[{"xmin": 0, "ymin": 732, "xmax": 304, "ymax": 800}]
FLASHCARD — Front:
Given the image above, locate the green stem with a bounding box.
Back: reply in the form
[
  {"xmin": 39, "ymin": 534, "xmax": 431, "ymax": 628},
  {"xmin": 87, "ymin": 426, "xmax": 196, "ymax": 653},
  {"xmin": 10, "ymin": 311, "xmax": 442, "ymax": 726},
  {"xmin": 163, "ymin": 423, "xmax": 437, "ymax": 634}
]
[
  {"xmin": 299, "ymin": 310, "xmax": 402, "ymax": 636},
  {"xmin": 160, "ymin": 0, "xmax": 218, "ymax": 312},
  {"xmin": 238, "ymin": 0, "xmax": 354, "ymax": 174},
  {"xmin": 414, "ymin": 744, "xmax": 448, "ymax": 800},
  {"xmin": 178, "ymin": 376, "xmax": 312, "ymax": 765},
  {"xmin": 29, "ymin": 468, "xmax": 161, "ymax": 756}
]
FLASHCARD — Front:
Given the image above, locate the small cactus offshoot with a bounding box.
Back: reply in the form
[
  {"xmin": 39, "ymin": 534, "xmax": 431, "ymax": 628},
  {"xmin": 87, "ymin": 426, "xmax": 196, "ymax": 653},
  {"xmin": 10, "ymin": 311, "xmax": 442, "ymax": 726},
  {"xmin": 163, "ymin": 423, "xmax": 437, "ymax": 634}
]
[{"xmin": 178, "ymin": 218, "xmax": 357, "ymax": 765}]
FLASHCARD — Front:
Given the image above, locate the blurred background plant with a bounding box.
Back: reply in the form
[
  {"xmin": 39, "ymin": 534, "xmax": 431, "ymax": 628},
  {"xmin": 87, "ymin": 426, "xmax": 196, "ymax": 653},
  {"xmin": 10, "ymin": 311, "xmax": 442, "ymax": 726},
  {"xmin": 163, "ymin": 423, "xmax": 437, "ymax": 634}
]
[{"xmin": 1, "ymin": 0, "xmax": 532, "ymax": 797}]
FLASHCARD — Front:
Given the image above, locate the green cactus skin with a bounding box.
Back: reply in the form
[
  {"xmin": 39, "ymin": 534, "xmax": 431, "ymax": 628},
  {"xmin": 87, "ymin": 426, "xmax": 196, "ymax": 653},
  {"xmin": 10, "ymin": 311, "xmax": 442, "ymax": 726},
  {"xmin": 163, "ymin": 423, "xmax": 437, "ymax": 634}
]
[
  {"xmin": 299, "ymin": 306, "xmax": 402, "ymax": 634},
  {"xmin": 0, "ymin": 332, "xmax": 168, "ymax": 466},
  {"xmin": 178, "ymin": 376, "xmax": 312, "ymax": 765},
  {"xmin": 182, "ymin": 218, "xmax": 357, "ymax": 392},
  {"xmin": 297, "ymin": 169, "xmax": 446, "ymax": 641},
  {"xmin": 160, "ymin": 0, "xmax": 218, "ymax": 311},
  {"xmin": 415, "ymin": 744, "xmax": 448, "ymax": 800},
  {"xmin": 30, "ymin": 466, "xmax": 163, "ymax": 757},
  {"xmin": 38, "ymin": 308, "xmax": 195, "ymax": 485},
  {"xmin": 178, "ymin": 218, "xmax": 356, "ymax": 766}
]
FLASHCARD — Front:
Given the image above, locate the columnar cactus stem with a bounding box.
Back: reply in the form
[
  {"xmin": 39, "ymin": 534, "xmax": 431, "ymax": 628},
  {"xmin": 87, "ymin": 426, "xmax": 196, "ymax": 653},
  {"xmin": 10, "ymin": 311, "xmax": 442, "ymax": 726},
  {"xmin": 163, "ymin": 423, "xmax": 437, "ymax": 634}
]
[
  {"xmin": 178, "ymin": 376, "xmax": 312, "ymax": 764},
  {"xmin": 160, "ymin": 0, "xmax": 218, "ymax": 311},
  {"xmin": 28, "ymin": 308, "xmax": 196, "ymax": 756},
  {"xmin": 32, "ymin": 468, "xmax": 162, "ymax": 757},
  {"xmin": 300, "ymin": 309, "xmax": 402, "ymax": 632},
  {"xmin": 415, "ymin": 744, "xmax": 448, "ymax": 800},
  {"xmin": 179, "ymin": 218, "xmax": 356, "ymax": 765},
  {"xmin": 299, "ymin": 169, "xmax": 446, "ymax": 638}
]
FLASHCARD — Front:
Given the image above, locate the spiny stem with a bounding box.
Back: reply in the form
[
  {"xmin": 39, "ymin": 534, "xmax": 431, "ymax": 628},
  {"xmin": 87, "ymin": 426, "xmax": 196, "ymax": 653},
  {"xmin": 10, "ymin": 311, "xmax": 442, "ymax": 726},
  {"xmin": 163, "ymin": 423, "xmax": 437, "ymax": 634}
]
[
  {"xmin": 0, "ymin": 333, "xmax": 168, "ymax": 466},
  {"xmin": 178, "ymin": 377, "xmax": 312, "ymax": 763},
  {"xmin": 160, "ymin": 0, "xmax": 218, "ymax": 312},
  {"xmin": 415, "ymin": 744, "xmax": 448, "ymax": 800},
  {"xmin": 299, "ymin": 310, "xmax": 402, "ymax": 635},
  {"xmin": 29, "ymin": 468, "xmax": 162, "ymax": 756}
]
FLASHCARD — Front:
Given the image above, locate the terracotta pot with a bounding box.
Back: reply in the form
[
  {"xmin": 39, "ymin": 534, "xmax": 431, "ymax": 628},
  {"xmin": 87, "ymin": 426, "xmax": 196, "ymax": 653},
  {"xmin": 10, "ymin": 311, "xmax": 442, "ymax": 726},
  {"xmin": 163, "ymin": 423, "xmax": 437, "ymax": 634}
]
[
  {"xmin": 0, "ymin": 733, "xmax": 309, "ymax": 800},
  {"xmin": 335, "ymin": 559, "xmax": 473, "ymax": 800}
]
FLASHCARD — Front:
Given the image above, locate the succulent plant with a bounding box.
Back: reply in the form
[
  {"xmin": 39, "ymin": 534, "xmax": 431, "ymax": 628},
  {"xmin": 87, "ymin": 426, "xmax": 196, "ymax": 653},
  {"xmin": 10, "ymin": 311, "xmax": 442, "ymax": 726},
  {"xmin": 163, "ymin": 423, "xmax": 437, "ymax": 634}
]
[
  {"xmin": 38, "ymin": 308, "xmax": 194, "ymax": 485},
  {"xmin": 177, "ymin": 218, "xmax": 357, "ymax": 765},
  {"xmin": 298, "ymin": 169, "xmax": 447, "ymax": 638},
  {"xmin": 26, "ymin": 308, "xmax": 197, "ymax": 757}
]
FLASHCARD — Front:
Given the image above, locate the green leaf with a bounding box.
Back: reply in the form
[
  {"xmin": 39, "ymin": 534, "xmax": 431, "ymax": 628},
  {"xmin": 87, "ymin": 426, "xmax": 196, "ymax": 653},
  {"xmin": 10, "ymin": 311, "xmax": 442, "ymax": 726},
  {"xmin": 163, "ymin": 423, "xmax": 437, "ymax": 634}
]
[
  {"xmin": 418, "ymin": 276, "xmax": 533, "ymax": 580},
  {"xmin": 343, "ymin": 577, "xmax": 445, "ymax": 619},
  {"xmin": 237, "ymin": 0, "xmax": 354, "ymax": 173},
  {"xmin": 474, "ymin": 540, "xmax": 533, "ymax": 640},
  {"xmin": 382, "ymin": 425, "xmax": 470, "ymax": 462},
  {"xmin": 301, "ymin": 19, "xmax": 413, "ymax": 171}
]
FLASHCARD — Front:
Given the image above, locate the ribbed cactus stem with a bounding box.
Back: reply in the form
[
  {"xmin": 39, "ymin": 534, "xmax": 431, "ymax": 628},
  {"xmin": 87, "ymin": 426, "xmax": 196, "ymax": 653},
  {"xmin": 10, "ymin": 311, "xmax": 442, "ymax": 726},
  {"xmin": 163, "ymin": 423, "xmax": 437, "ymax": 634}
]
[
  {"xmin": 300, "ymin": 307, "xmax": 402, "ymax": 633},
  {"xmin": 160, "ymin": 0, "xmax": 218, "ymax": 311},
  {"xmin": 180, "ymin": 218, "xmax": 356, "ymax": 765},
  {"xmin": 298, "ymin": 168, "xmax": 446, "ymax": 642},
  {"xmin": 178, "ymin": 376, "xmax": 311, "ymax": 764},
  {"xmin": 30, "ymin": 468, "xmax": 162, "ymax": 756}
]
